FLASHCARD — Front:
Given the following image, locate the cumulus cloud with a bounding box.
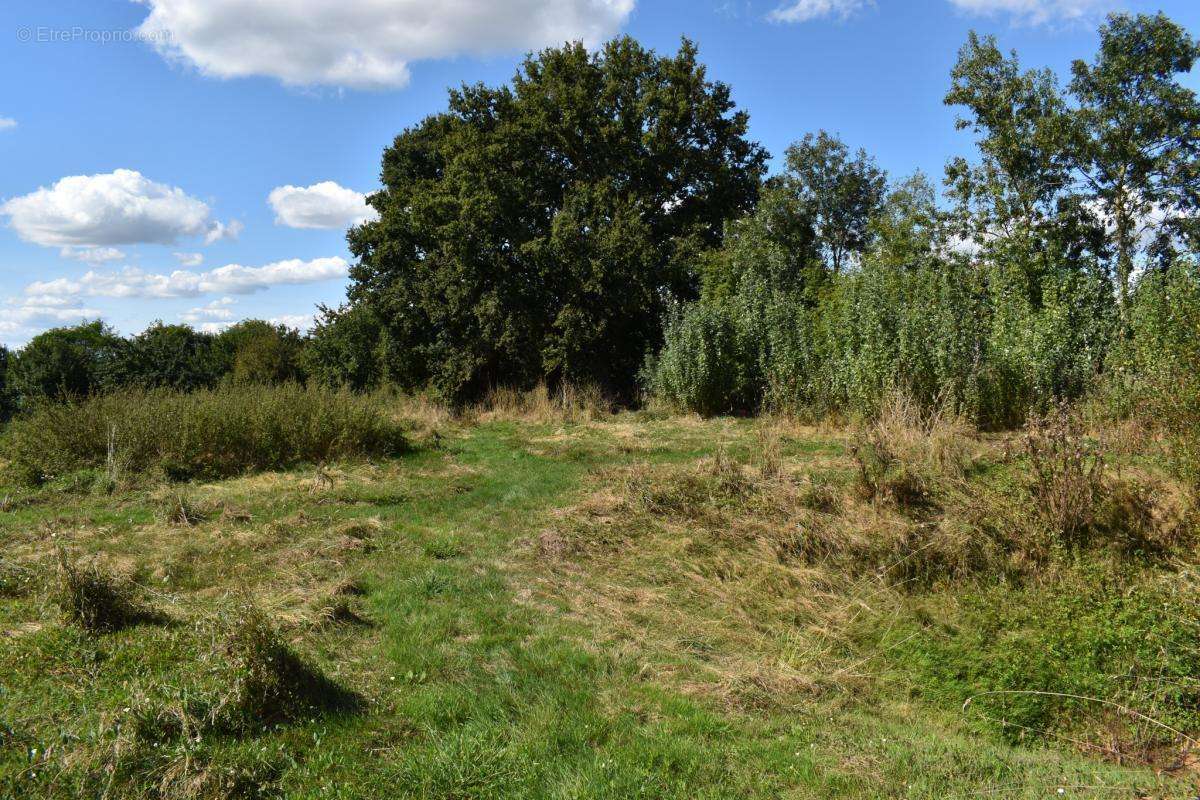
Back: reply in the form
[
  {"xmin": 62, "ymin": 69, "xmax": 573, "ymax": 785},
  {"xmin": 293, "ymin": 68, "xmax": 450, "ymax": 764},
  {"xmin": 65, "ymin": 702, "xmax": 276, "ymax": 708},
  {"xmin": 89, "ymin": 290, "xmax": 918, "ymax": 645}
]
[
  {"xmin": 269, "ymin": 181, "xmax": 379, "ymax": 230},
  {"xmin": 181, "ymin": 296, "xmax": 236, "ymax": 324},
  {"xmin": 24, "ymin": 257, "xmax": 350, "ymax": 301},
  {"xmin": 0, "ymin": 117, "xmax": 16, "ymax": 131},
  {"xmin": 60, "ymin": 246, "xmax": 126, "ymax": 264},
  {"xmin": 1, "ymin": 169, "xmax": 212, "ymax": 248},
  {"xmin": 135, "ymin": 0, "xmax": 635, "ymax": 89},
  {"xmin": 945, "ymin": 0, "xmax": 1119, "ymax": 24},
  {"xmin": 270, "ymin": 313, "xmax": 318, "ymax": 332},
  {"xmin": 174, "ymin": 252, "xmax": 204, "ymax": 267},
  {"xmin": 769, "ymin": 0, "xmax": 868, "ymax": 23},
  {"xmin": 0, "ymin": 298, "xmax": 102, "ymax": 340},
  {"xmin": 204, "ymin": 219, "xmax": 244, "ymax": 245}
]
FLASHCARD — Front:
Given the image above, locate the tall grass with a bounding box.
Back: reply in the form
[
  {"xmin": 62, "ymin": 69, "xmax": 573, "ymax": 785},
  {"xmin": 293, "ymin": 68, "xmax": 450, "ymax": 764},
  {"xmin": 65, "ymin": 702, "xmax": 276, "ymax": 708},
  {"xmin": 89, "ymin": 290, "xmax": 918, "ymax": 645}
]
[{"xmin": 3, "ymin": 383, "xmax": 408, "ymax": 484}]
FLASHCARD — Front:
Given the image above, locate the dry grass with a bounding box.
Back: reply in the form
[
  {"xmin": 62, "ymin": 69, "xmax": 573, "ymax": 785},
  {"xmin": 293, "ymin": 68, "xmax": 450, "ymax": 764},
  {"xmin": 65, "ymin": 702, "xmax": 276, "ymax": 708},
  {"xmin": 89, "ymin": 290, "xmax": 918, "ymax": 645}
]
[
  {"xmin": 521, "ymin": 405, "xmax": 1194, "ymax": 717},
  {"xmin": 1026, "ymin": 404, "xmax": 1107, "ymax": 543},
  {"xmin": 55, "ymin": 551, "xmax": 164, "ymax": 633},
  {"xmin": 477, "ymin": 383, "xmax": 614, "ymax": 424}
]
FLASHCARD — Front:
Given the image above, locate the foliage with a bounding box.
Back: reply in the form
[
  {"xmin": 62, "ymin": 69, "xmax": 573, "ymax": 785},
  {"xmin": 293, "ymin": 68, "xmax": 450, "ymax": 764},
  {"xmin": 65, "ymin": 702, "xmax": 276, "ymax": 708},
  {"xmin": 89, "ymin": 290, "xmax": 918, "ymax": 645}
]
[
  {"xmin": 215, "ymin": 320, "xmax": 306, "ymax": 385},
  {"xmin": 7, "ymin": 321, "xmax": 126, "ymax": 406},
  {"xmin": 0, "ymin": 345, "xmax": 14, "ymax": 422},
  {"xmin": 108, "ymin": 322, "xmax": 221, "ymax": 391},
  {"xmin": 302, "ymin": 303, "xmax": 387, "ymax": 391},
  {"xmin": 1117, "ymin": 261, "xmax": 1200, "ymax": 486},
  {"xmin": 2, "ymin": 383, "xmax": 407, "ymax": 483},
  {"xmin": 346, "ymin": 37, "xmax": 767, "ymax": 404}
]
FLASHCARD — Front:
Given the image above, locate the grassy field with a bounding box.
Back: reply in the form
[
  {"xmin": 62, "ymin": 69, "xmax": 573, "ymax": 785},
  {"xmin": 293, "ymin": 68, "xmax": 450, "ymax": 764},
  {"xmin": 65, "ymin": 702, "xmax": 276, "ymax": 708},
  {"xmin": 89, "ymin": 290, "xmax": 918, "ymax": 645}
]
[{"xmin": 1, "ymin": 400, "xmax": 1198, "ymax": 799}]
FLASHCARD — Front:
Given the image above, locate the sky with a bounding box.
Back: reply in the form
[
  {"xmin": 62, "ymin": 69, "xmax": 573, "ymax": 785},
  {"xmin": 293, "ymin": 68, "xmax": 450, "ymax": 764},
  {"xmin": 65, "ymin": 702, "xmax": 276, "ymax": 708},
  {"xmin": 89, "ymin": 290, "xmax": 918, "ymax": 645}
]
[{"xmin": 1, "ymin": 0, "xmax": 1198, "ymax": 347}]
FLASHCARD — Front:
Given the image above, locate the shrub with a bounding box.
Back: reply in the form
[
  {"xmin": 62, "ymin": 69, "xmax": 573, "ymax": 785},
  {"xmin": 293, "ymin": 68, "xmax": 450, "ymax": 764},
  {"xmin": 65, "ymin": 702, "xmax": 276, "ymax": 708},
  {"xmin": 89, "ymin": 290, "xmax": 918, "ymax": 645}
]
[
  {"xmin": 1117, "ymin": 262, "xmax": 1200, "ymax": 489},
  {"xmin": 213, "ymin": 320, "xmax": 306, "ymax": 385},
  {"xmin": 303, "ymin": 304, "xmax": 386, "ymax": 391},
  {"xmin": 646, "ymin": 303, "xmax": 757, "ymax": 416},
  {"xmin": 3, "ymin": 384, "xmax": 408, "ymax": 484}
]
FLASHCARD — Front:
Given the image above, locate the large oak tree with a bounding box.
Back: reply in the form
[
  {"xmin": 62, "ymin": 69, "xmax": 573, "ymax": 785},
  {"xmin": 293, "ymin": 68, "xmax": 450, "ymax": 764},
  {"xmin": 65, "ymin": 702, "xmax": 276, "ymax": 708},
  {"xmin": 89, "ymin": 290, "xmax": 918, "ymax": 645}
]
[{"xmin": 346, "ymin": 37, "xmax": 767, "ymax": 403}]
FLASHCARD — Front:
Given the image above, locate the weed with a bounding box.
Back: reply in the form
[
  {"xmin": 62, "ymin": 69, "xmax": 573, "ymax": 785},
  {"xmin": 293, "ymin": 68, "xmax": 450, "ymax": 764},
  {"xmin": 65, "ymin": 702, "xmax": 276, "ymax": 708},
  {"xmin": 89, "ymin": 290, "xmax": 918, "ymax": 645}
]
[
  {"xmin": 158, "ymin": 491, "xmax": 210, "ymax": 526},
  {"xmin": 1026, "ymin": 405, "xmax": 1106, "ymax": 543}
]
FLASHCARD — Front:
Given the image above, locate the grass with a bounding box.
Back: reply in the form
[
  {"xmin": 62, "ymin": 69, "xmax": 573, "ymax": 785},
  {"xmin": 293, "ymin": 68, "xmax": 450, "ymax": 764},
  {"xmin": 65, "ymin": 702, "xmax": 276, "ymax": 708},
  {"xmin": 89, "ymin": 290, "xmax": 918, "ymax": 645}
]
[
  {"xmin": 0, "ymin": 400, "xmax": 1197, "ymax": 798},
  {"xmin": 1, "ymin": 383, "xmax": 408, "ymax": 485}
]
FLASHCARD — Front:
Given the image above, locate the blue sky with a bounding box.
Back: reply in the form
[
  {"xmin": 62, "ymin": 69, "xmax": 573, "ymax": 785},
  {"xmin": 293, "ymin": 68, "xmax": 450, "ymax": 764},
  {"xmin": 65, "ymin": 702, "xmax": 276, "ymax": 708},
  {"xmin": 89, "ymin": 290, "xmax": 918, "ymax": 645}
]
[{"xmin": 1, "ymin": 0, "xmax": 1197, "ymax": 347}]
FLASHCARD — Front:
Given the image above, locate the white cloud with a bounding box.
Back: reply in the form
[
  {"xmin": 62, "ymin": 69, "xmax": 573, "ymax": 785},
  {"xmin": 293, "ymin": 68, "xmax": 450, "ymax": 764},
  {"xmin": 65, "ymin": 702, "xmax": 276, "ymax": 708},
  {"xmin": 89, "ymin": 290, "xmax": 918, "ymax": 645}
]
[
  {"xmin": 180, "ymin": 302, "xmax": 316, "ymax": 334},
  {"xmin": 0, "ymin": 117, "xmax": 16, "ymax": 131},
  {"xmin": 945, "ymin": 0, "xmax": 1119, "ymax": 25},
  {"xmin": 25, "ymin": 256, "xmax": 350, "ymax": 301},
  {"xmin": 1, "ymin": 169, "xmax": 212, "ymax": 248},
  {"xmin": 269, "ymin": 181, "xmax": 379, "ymax": 230},
  {"xmin": 0, "ymin": 298, "xmax": 102, "ymax": 340},
  {"xmin": 174, "ymin": 252, "xmax": 204, "ymax": 267},
  {"xmin": 270, "ymin": 313, "xmax": 318, "ymax": 332},
  {"xmin": 769, "ymin": 0, "xmax": 867, "ymax": 23},
  {"xmin": 135, "ymin": 0, "xmax": 635, "ymax": 89},
  {"xmin": 204, "ymin": 219, "xmax": 243, "ymax": 245},
  {"xmin": 181, "ymin": 296, "xmax": 237, "ymax": 323},
  {"xmin": 60, "ymin": 246, "xmax": 126, "ymax": 264}
]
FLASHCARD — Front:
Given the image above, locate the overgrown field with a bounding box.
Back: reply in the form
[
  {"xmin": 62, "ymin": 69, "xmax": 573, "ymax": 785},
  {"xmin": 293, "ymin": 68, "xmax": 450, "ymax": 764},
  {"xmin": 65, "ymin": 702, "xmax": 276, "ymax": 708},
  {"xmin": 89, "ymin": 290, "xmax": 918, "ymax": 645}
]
[{"xmin": 1, "ymin": 397, "xmax": 1198, "ymax": 799}]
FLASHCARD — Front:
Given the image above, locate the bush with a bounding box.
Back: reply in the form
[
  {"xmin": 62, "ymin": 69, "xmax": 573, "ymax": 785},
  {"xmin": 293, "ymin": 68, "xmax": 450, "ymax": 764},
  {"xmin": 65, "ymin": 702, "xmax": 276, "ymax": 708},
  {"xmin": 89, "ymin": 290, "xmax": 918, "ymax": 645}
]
[
  {"xmin": 3, "ymin": 383, "xmax": 408, "ymax": 484},
  {"xmin": 1116, "ymin": 262, "xmax": 1200, "ymax": 489},
  {"xmin": 303, "ymin": 304, "xmax": 386, "ymax": 391},
  {"xmin": 646, "ymin": 302, "xmax": 757, "ymax": 416}
]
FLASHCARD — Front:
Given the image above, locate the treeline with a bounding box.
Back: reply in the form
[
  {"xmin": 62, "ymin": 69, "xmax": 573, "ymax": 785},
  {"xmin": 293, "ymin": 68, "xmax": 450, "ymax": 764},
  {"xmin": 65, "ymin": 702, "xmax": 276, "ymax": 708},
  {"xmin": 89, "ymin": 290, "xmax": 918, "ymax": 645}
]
[
  {"xmin": 0, "ymin": 320, "xmax": 306, "ymax": 419},
  {"xmin": 5, "ymin": 14, "xmax": 1199, "ymax": 448}
]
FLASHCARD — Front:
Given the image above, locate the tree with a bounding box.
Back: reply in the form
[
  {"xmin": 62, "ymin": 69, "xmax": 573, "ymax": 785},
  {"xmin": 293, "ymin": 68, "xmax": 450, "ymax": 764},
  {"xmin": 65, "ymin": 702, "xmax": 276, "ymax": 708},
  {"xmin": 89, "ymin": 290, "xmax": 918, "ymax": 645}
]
[
  {"xmin": 9, "ymin": 321, "xmax": 125, "ymax": 405},
  {"xmin": 699, "ymin": 178, "xmax": 821, "ymax": 304},
  {"xmin": 214, "ymin": 321, "xmax": 305, "ymax": 385},
  {"xmin": 347, "ymin": 37, "xmax": 767, "ymax": 403},
  {"xmin": 0, "ymin": 345, "xmax": 14, "ymax": 421},
  {"xmin": 782, "ymin": 131, "xmax": 887, "ymax": 275},
  {"xmin": 943, "ymin": 31, "xmax": 1092, "ymax": 305},
  {"xmin": 112, "ymin": 323, "xmax": 219, "ymax": 391},
  {"xmin": 303, "ymin": 304, "xmax": 386, "ymax": 391},
  {"xmin": 1069, "ymin": 12, "xmax": 1200, "ymax": 324}
]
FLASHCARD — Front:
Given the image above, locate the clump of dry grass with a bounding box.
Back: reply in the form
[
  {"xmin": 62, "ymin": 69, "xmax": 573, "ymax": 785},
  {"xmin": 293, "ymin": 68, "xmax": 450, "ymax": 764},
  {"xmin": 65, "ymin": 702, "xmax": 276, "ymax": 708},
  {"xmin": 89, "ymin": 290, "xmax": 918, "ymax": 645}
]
[
  {"xmin": 0, "ymin": 558, "xmax": 36, "ymax": 598},
  {"xmin": 478, "ymin": 382, "xmax": 613, "ymax": 423},
  {"xmin": 55, "ymin": 552, "xmax": 163, "ymax": 633},
  {"xmin": 852, "ymin": 393, "xmax": 974, "ymax": 506},
  {"xmin": 211, "ymin": 602, "xmax": 361, "ymax": 733},
  {"xmin": 753, "ymin": 426, "xmax": 784, "ymax": 481},
  {"xmin": 158, "ymin": 491, "xmax": 211, "ymax": 526}
]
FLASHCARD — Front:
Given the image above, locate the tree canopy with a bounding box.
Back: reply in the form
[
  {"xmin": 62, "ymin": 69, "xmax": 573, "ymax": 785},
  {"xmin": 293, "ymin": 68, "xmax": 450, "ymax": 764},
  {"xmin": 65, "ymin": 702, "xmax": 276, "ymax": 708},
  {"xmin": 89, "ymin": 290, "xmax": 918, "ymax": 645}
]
[{"xmin": 346, "ymin": 37, "xmax": 767, "ymax": 403}]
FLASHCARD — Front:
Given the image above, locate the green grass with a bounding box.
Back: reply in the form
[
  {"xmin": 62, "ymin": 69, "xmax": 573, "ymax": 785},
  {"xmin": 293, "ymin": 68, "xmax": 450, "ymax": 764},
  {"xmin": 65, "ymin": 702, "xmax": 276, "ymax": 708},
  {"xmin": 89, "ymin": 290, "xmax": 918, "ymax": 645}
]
[{"xmin": 0, "ymin": 412, "xmax": 1194, "ymax": 798}]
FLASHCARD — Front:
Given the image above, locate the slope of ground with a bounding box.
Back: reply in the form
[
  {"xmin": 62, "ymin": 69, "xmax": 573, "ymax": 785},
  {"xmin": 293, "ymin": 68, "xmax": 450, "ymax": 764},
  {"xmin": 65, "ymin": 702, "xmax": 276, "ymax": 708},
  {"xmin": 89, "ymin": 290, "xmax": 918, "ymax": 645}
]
[{"xmin": 0, "ymin": 409, "xmax": 1196, "ymax": 798}]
